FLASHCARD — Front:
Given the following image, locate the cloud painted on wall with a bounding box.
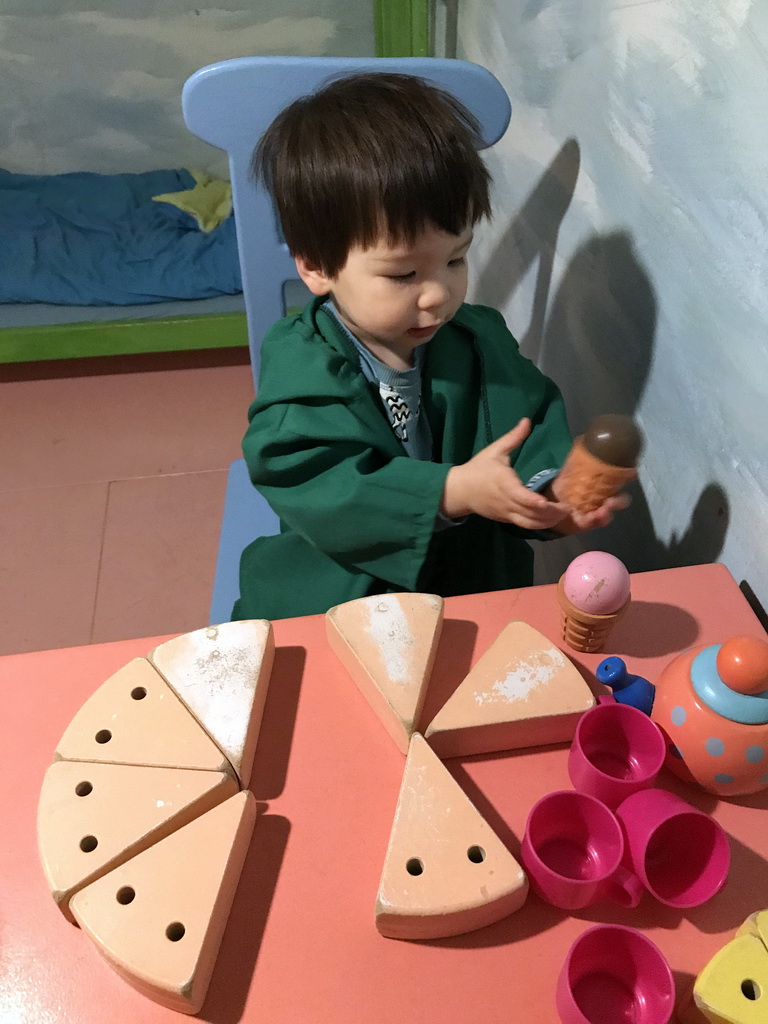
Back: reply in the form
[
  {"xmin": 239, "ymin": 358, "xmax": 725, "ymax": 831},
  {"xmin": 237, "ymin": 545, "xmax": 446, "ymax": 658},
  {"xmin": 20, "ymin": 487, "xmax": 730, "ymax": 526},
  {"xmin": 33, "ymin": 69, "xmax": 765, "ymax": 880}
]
[
  {"xmin": 0, "ymin": 0, "xmax": 346, "ymax": 19},
  {"xmin": 0, "ymin": 4, "xmax": 374, "ymax": 175},
  {"xmin": 67, "ymin": 11, "xmax": 336, "ymax": 67}
]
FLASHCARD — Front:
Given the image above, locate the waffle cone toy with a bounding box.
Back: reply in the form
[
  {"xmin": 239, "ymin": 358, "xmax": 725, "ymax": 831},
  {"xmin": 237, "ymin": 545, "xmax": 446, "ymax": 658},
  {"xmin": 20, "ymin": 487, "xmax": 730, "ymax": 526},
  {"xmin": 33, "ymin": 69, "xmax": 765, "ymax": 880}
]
[
  {"xmin": 557, "ymin": 574, "xmax": 629, "ymax": 654},
  {"xmin": 557, "ymin": 415, "xmax": 643, "ymax": 514}
]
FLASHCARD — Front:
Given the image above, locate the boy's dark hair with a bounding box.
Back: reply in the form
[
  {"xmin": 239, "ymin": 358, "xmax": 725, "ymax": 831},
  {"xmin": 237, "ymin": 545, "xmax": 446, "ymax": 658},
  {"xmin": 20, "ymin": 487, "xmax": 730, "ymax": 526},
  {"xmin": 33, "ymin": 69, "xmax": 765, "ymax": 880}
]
[{"xmin": 252, "ymin": 72, "xmax": 492, "ymax": 277}]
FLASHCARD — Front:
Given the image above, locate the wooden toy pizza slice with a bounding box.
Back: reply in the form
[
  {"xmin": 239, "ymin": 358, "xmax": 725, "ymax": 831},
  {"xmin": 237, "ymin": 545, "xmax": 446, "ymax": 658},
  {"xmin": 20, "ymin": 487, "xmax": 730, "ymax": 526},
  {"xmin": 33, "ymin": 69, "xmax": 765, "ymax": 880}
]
[
  {"xmin": 737, "ymin": 908, "xmax": 768, "ymax": 947},
  {"xmin": 54, "ymin": 658, "xmax": 235, "ymax": 779},
  {"xmin": 69, "ymin": 790, "xmax": 257, "ymax": 1015},
  {"xmin": 326, "ymin": 593, "xmax": 444, "ymax": 753},
  {"xmin": 425, "ymin": 621, "xmax": 596, "ymax": 758},
  {"xmin": 38, "ymin": 759, "xmax": 237, "ymax": 922},
  {"xmin": 375, "ymin": 733, "xmax": 528, "ymax": 939},
  {"xmin": 692, "ymin": 932, "xmax": 768, "ymax": 1022},
  {"xmin": 148, "ymin": 619, "xmax": 275, "ymax": 787}
]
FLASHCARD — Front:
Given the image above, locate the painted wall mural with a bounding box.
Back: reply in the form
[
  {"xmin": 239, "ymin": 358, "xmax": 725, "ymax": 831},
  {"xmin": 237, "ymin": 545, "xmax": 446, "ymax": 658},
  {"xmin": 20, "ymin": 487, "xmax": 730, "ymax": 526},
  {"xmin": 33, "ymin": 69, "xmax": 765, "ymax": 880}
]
[
  {"xmin": 459, "ymin": 0, "xmax": 768, "ymax": 614},
  {"xmin": 0, "ymin": 0, "xmax": 374, "ymax": 175}
]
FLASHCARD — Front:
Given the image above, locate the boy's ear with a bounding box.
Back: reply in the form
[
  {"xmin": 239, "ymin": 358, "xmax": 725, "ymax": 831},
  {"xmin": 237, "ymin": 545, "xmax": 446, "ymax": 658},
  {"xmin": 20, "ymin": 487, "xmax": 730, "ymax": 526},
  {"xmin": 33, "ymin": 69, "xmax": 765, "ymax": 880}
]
[{"xmin": 294, "ymin": 255, "xmax": 335, "ymax": 296}]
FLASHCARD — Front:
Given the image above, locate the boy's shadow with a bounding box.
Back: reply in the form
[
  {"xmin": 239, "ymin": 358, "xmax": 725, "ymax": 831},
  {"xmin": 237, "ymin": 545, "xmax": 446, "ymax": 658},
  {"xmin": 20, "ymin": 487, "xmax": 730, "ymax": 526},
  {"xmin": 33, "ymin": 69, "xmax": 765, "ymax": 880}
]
[{"xmin": 474, "ymin": 140, "xmax": 729, "ymax": 583}]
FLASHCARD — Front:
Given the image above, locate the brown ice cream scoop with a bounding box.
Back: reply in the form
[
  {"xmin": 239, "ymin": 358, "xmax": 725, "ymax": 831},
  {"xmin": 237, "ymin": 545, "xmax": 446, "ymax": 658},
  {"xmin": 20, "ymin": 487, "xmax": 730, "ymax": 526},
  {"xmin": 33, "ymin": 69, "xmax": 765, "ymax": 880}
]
[
  {"xmin": 583, "ymin": 415, "xmax": 644, "ymax": 468},
  {"xmin": 556, "ymin": 415, "xmax": 644, "ymax": 514}
]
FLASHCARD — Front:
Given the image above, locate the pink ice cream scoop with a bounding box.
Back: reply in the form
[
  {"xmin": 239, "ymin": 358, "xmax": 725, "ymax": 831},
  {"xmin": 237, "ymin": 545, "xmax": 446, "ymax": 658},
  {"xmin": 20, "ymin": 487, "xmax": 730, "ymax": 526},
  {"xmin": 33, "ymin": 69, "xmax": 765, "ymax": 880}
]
[{"xmin": 562, "ymin": 552, "xmax": 630, "ymax": 614}]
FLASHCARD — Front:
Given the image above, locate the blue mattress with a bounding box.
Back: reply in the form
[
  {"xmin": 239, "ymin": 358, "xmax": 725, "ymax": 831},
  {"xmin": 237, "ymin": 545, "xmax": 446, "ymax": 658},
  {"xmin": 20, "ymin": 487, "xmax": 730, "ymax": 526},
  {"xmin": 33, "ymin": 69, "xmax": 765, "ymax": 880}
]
[
  {"xmin": 0, "ymin": 168, "xmax": 242, "ymax": 306},
  {"xmin": 0, "ymin": 293, "xmax": 246, "ymax": 330}
]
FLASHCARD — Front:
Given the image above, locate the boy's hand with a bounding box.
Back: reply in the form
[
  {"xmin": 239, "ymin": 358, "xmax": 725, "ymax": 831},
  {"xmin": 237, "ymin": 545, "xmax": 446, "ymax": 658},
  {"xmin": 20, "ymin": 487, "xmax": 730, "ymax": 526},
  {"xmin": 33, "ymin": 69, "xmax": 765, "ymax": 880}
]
[
  {"xmin": 546, "ymin": 491, "xmax": 631, "ymax": 535},
  {"xmin": 442, "ymin": 418, "xmax": 571, "ymax": 530}
]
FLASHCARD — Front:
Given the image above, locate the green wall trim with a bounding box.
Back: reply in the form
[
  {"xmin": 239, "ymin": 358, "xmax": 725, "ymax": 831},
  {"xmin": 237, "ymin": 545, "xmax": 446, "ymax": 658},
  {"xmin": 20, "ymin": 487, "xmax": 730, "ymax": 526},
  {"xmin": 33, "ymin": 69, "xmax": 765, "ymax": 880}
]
[
  {"xmin": 0, "ymin": 313, "xmax": 249, "ymax": 364},
  {"xmin": 375, "ymin": 0, "xmax": 431, "ymax": 57}
]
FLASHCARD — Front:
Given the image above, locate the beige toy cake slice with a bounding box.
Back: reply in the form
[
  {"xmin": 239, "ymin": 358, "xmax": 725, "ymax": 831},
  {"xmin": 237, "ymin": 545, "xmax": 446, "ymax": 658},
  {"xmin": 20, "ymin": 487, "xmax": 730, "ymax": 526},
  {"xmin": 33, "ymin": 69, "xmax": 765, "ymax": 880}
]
[
  {"xmin": 425, "ymin": 621, "xmax": 595, "ymax": 758},
  {"xmin": 54, "ymin": 658, "xmax": 234, "ymax": 779},
  {"xmin": 375, "ymin": 733, "xmax": 528, "ymax": 939},
  {"xmin": 326, "ymin": 593, "xmax": 444, "ymax": 753},
  {"xmin": 148, "ymin": 620, "xmax": 274, "ymax": 787},
  {"xmin": 70, "ymin": 790, "xmax": 256, "ymax": 1015},
  {"xmin": 38, "ymin": 760, "xmax": 237, "ymax": 922}
]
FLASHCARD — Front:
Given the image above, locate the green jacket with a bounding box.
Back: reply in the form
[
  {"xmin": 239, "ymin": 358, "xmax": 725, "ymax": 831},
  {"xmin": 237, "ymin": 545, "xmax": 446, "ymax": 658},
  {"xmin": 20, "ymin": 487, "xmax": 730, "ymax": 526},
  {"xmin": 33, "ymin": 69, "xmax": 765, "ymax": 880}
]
[{"xmin": 233, "ymin": 297, "xmax": 572, "ymax": 621}]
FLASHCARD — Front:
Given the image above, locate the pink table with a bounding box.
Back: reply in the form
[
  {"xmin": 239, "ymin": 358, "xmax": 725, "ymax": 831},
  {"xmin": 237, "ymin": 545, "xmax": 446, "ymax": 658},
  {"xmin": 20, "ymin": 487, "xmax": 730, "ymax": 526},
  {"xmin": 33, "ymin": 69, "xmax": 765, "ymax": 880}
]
[{"xmin": 3, "ymin": 563, "xmax": 767, "ymax": 1023}]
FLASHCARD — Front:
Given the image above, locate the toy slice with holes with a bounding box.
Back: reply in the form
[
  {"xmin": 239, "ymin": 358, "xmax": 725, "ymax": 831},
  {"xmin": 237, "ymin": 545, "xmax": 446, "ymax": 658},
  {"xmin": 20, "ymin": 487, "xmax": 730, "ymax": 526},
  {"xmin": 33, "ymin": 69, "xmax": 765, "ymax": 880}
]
[
  {"xmin": 53, "ymin": 658, "xmax": 235, "ymax": 779},
  {"xmin": 738, "ymin": 909, "xmax": 768, "ymax": 947},
  {"xmin": 375, "ymin": 733, "xmax": 528, "ymax": 939},
  {"xmin": 425, "ymin": 621, "xmax": 596, "ymax": 758},
  {"xmin": 691, "ymin": 931, "xmax": 768, "ymax": 1022},
  {"xmin": 69, "ymin": 790, "xmax": 256, "ymax": 1015},
  {"xmin": 326, "ymin": 593, "xmax": 444, "ymax": 753},
  {"xmin": 148, "ymin": 620, "xmax": 274, "ymax": 787},
  {"xmin": 38, "ymin": 760, "xmax": 237, "ymax": 923}
]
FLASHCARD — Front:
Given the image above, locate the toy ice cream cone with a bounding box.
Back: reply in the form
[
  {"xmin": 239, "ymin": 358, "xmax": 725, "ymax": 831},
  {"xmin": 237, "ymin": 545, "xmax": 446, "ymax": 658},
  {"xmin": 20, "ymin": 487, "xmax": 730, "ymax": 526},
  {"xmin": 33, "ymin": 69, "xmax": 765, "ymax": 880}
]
[
  {"xmin": 557, "ymin": 415, "xmax": 643, "ymax": 514},
  {"xmin": 558, "ymin": 576, "xmax": 629, "ymax": 653},
  {"xmin": 557, "ymin": 551, "xmax": 631, "ymax": 654}
]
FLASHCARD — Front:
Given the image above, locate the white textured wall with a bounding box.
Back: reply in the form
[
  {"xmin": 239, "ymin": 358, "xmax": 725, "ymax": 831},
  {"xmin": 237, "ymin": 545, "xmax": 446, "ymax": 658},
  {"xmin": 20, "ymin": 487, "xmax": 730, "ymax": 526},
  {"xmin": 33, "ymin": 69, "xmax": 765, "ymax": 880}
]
[
  {"xmin": 459, "ymin": 0, "xmax": 768, "ymax": 617},
  {"xmin": 0, "ymin": 0, "xmax": 374, "ymax": 176}
]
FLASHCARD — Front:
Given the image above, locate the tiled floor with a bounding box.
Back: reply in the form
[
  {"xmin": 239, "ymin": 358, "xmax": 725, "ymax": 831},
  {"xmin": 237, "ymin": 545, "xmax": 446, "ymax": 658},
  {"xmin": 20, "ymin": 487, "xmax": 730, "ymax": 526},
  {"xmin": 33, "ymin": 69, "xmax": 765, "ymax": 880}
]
[{"xmin": 0, "ymin": 350, "xmax": 255, "ymax": 656}]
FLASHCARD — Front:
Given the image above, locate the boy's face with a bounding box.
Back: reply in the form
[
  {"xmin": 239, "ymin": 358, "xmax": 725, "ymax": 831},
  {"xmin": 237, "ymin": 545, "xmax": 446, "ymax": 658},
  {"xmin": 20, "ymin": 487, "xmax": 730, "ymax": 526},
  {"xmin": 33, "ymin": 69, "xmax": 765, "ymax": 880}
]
[{"xmin": 296, "ymin": 224, "xmax": 473, "ymax": 370}]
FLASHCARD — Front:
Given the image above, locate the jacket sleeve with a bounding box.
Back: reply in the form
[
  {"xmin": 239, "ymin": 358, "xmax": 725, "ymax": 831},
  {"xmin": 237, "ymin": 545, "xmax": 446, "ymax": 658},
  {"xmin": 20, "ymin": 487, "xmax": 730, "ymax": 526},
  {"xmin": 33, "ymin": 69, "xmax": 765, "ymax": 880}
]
[
  {"xmin": 506, "ymin": 362, "xmax": 574, "ymax": 542},
  {"xmin": 460, "ymin": 304, "xmax": 573, "ymax": 542},
  {"xmin": 513, "ymin": 374, "xmax": 573, "ymax": 482},
  {"xmin": 242, "ymin": 395, "xmax": 451, "ymax": 591}
]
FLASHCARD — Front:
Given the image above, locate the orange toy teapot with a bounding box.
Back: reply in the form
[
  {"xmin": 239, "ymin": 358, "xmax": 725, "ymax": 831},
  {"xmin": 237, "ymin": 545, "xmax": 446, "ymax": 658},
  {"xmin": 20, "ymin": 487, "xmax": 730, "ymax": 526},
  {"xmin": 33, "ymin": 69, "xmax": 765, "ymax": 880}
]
[{"xmin": 651, "ymin": 635, "xmax": 768, "ymax": 797}]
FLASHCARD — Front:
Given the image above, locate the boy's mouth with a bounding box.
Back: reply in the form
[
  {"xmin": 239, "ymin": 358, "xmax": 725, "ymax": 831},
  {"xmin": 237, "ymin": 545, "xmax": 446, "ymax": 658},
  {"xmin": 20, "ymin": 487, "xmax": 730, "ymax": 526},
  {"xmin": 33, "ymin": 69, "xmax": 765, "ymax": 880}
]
[{"xmin": 406, "ymin": 324, "xmax": 441, "ymax": 339}]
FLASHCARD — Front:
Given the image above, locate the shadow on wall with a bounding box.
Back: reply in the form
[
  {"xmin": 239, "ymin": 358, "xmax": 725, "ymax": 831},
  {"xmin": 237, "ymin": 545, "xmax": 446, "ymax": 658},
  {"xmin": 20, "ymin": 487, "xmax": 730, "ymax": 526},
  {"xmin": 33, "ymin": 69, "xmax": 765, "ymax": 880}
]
[{"xmin": 474, "ymin": 139, "xmax": 729, "ymax": 583}]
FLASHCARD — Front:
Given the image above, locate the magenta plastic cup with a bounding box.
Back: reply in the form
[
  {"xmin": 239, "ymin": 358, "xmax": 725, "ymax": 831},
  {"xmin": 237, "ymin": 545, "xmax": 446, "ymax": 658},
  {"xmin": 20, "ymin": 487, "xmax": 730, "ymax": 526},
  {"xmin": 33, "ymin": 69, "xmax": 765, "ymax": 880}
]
[
  {"xmin": 616, "ymin": 788, "xmax": 730, "ymax": 908},
  {"xmin": 520, "ymin": 790, "xmax": 642, "ymax": 910},
  {"xmin": 556, "ymin": 924, "xmax": 675, "ymax": 1024},
  {"xmin": 568, "ymin": 701, "xmax": 667, "ymax": 810}
]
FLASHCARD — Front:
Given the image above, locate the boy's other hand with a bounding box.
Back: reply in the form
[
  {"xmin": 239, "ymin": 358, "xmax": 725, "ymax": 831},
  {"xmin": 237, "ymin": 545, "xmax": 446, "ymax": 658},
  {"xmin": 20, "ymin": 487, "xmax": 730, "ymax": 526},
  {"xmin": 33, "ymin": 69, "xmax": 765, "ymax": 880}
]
[
  {"xmin": 441, "ymin": 418, "xmax": 571, "ymax": 530},
  {"xmin": 547, "ymin": 492, "xmax": 631, "ymax": 535}
]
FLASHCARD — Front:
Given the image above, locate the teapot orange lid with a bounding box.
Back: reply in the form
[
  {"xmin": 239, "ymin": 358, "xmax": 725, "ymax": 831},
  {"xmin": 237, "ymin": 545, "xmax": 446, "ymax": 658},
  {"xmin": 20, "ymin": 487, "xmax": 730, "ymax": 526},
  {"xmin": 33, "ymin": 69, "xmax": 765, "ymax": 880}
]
[
  {"xmin": 716, "ymin": 636, "xmax": 768, "ymax": 695},
  {"xmin": 692, "ymin": 635, "xmax": 768, "ymax": 724}
]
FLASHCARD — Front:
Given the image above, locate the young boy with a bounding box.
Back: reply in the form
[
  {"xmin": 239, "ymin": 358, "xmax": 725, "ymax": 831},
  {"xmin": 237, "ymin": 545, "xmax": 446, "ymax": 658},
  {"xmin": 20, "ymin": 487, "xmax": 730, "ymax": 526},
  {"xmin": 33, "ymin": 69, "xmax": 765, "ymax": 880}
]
[{"xmin": 231, "ymin": 73, "xmax": 625, "ymax": 622}]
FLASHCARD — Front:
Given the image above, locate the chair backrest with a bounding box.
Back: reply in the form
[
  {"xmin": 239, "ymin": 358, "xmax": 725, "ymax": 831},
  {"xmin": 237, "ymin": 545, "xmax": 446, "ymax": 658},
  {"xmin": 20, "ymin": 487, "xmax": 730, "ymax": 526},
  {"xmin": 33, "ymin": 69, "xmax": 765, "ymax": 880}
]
[{"xmin": 182, "ymin": 56, "xmax": 511, "ymax": 386}]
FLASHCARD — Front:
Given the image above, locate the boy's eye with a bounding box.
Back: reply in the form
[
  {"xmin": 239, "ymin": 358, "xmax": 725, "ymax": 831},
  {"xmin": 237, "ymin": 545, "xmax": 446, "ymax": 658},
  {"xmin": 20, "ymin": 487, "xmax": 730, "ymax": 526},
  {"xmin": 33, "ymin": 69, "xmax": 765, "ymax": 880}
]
[
  {"xmin": 448, "ymin": 256, "xmax": 466, "ymax": 268},
  {"xmin": 387, "ymin": 271, "xmax": 415, "ymax": 282}
]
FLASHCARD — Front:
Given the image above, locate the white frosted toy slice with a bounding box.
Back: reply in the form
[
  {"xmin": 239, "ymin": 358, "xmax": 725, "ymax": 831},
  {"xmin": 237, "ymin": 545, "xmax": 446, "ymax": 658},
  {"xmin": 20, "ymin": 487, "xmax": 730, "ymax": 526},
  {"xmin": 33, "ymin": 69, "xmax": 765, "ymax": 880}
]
[
  {"xmin": 70, "ymin": 790, "xmax": 257, "ymax": 1015},
  {"xmin": 375, "ymin": 733, "xmax": 528, "ymax": 940},
  {"xmin": 37, "ymin": 760, "xmax": 237, "ymax": 922},
  {"xmin": 425, "ymin": 621, "xmax": 595, "ymax": 758},
  {"xmin": 326, "ymin": 593, "xmax": 444, "ymax": 753},
  {"xmin": 148, "ymin": 620, "xmax": 274, "ymax": 787},
  {"xmin": 54, "ymin": 658, "xmax": 234, "ymax": 779}
]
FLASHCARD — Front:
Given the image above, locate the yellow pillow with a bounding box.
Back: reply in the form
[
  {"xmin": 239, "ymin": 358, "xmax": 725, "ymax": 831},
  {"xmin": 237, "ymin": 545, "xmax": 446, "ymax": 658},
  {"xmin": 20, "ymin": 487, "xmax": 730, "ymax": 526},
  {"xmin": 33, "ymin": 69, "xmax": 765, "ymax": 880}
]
[{"xmin": 152, "ymin": 170, "xmax": 232, "ymax": 232}]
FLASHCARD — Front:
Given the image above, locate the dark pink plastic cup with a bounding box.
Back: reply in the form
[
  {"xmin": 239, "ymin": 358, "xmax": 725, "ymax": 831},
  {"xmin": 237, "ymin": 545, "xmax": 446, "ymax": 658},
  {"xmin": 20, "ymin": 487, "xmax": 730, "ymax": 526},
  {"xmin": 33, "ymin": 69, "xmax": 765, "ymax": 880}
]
[
  {"xmin": 568, "ymin": 701, "xmax": 667, "ymax": 810},
  {"xmin": 616, "ymin": 788, "xmax": 730, "ymax": 907},
  {"xmin": 520, "ymin": 790, "xmax": 643, "ymax": 910},
  {"xmin": 556, "ymin": 924, "xmax": 675, "ymax": 1024}
]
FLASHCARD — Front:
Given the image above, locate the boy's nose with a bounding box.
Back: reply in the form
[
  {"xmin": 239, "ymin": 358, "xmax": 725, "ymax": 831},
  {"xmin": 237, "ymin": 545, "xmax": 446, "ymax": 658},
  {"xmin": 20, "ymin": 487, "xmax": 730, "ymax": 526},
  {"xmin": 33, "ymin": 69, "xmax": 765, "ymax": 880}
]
[{"xmin": 418, "ymin": 280, "xmax": 450, "ymax": 313}]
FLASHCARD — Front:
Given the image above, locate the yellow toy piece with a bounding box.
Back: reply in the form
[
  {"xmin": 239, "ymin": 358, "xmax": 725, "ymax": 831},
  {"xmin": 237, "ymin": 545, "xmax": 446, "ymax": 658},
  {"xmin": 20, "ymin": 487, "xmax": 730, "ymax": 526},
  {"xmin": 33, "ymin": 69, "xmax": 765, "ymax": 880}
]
[
  {"xmin": 692, "ymin": 927, "xmax": 768, "ymax": 1022},
  {"xmin": 736, "ymin": 910, "xmax": 768, "ymax": 946}
]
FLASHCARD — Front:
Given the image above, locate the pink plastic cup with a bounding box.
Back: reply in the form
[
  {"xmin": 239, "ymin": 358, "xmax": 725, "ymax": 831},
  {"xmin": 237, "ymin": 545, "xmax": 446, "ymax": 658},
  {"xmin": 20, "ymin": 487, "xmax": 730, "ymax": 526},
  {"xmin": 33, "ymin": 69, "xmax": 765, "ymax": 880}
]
[
  {"xmin": 568, "ymin": 701, "xmax": 667, "ymax": 810},
  {"xmin": 520, "ymin": 790, "xmax": 643, "ymax": 910},
  {"xmin": 556, "ymin": 924, "xmax": 675, "ymax": 1024},
  {"xmin": 616, "ymin": 788, "xmax": 730, "ymax": 907}
]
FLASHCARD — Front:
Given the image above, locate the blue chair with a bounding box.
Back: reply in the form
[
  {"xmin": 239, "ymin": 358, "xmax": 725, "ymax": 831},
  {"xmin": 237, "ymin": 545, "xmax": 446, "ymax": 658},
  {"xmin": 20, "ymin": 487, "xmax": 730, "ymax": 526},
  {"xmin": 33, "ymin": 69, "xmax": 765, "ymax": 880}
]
[{"xmin": 182, "ymin": 57, "xmax": 511, "ymax": 624}]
